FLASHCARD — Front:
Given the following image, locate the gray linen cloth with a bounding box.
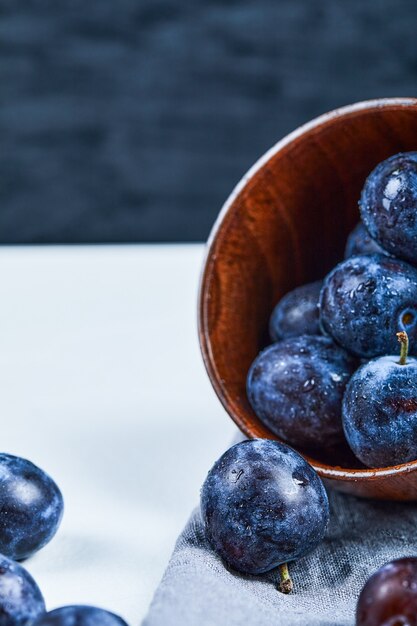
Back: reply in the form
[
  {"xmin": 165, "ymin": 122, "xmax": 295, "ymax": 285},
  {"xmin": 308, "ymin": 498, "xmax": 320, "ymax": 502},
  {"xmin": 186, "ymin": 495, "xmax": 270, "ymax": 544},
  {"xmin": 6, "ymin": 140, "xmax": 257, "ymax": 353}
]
[{"xmin": 143, "ymin": 487, "xmax": 417, "ymax": 626}]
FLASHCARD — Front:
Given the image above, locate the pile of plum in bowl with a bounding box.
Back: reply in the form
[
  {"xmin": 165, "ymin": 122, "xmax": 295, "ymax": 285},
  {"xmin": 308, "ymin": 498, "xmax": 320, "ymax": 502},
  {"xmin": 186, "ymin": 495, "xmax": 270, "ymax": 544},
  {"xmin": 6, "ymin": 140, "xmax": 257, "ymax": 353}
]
[{"xmin": 197, "ymin": 99, "xmax": 417, "ymax": 622}]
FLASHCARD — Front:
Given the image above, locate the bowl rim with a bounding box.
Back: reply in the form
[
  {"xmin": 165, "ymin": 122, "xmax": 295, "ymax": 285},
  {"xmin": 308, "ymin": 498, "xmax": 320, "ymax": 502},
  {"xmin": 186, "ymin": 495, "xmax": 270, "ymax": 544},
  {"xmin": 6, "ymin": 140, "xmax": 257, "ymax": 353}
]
[{"xmin": 198, "ymin": 97, "xmax": 417, "ymax": 482}]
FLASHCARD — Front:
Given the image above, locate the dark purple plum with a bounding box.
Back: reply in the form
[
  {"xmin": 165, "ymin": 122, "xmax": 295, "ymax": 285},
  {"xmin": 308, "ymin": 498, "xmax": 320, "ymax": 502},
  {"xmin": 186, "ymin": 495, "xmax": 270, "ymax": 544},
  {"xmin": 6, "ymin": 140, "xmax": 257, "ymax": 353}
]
[
  {"xmin": 0, "ymin": 554, "xmax": 45, "ymax": 625},
  {"xmin": 356, "ymin": 557, "xmax": 417, "ymax": 626},
  {"xmin": 269, "ymin": 280, "xmax": 322, "ymax": 341},
  {"xmin": 0, "ymin": 453, "xmax": 63, "ymax": 560},
  {"xmin": 200, "ymin": 439, "xmax": 329, "ymax": 581},
  {"xmin": 343, "ymin": 331, "xmax": 417, "ymax": 467},
  {"xmin": 360, "ymin": 151, "xmax": 417, "ymax": 265},
  {"xmin": 246, "ymin": 335, "xmax": 357, "ymax": 448},
  {"xmin": 344, "ymin": 221, "xmax": 388, "ymax": 259},
  {"xmin": 32, "ymin": 606, "xmax": 128, "ymax": 626},
  {"xmin": 320, "ymin": 254, "xmax": 417, "ymax": 359}
]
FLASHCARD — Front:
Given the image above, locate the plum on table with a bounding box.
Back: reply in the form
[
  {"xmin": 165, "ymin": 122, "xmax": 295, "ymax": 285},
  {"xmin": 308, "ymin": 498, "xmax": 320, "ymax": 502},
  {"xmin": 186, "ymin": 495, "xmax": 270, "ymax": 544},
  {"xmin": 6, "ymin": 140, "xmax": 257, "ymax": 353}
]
[
  {"xmin": 200, "ymin": 439, "xmax": 329, "ymax": 592},
  {"xmin": 356, "ymin": 557, "xmax": 417, "ymax": 626},
  {"xmin": 0, "ymin": 554, "xmax": 45, "ymax": 626},
  {"xmin": 0, "ymin": 453, "xmax": 63, "ymax": 560},
  {"xmin": 32, "ymin": 606, "xmax": 128, "ymax": 626}
]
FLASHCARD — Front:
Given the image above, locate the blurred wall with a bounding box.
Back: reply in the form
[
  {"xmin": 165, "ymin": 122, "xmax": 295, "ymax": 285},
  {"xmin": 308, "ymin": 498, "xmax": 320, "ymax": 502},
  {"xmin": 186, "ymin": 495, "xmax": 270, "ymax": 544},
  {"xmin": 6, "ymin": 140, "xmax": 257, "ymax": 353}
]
[{"xmin": 1, "ymin": 0, "xmax": 417, "ymax": 243}]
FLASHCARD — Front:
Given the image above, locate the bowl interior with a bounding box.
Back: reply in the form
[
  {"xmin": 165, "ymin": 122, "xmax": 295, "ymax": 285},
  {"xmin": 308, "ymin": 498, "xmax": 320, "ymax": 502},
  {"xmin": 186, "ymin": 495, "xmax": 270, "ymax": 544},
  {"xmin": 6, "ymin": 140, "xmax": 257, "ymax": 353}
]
[{"xmin": 199, "ymin": 99, "xmax": 417, "ymax": 474}]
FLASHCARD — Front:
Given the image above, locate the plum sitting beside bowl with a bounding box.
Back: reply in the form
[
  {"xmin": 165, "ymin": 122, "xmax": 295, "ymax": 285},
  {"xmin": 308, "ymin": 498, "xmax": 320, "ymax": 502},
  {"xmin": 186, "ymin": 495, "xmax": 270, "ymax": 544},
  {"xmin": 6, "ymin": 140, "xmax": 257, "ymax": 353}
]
[{"xmin": 201, "ymin": 439, "xmax": 329, "ymax": 587}]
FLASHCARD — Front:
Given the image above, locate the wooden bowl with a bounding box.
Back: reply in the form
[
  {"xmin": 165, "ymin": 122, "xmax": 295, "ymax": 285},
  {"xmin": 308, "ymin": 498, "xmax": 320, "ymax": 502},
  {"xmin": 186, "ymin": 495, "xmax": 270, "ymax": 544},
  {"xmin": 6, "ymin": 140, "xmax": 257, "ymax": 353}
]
[{"xmin": 199, "ymin": 98, "xmax": 417, "ymax": 501}]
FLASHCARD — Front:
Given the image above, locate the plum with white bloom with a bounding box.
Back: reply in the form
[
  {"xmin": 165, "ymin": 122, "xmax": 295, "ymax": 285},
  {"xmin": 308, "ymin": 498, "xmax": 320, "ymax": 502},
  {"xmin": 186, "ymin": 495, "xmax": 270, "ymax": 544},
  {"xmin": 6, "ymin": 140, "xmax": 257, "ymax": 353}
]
[{"xmin": 0, "ymin": 453, "xmax": 63, "ymax": 560}]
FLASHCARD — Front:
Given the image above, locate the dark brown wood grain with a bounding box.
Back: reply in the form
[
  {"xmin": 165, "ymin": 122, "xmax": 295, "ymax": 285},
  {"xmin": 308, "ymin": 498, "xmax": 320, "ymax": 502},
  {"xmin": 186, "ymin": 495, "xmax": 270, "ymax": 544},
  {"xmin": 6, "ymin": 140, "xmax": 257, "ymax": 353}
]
[{"xmin": 199, "ymin": 98, "xmax": 417, "ymax": 501}]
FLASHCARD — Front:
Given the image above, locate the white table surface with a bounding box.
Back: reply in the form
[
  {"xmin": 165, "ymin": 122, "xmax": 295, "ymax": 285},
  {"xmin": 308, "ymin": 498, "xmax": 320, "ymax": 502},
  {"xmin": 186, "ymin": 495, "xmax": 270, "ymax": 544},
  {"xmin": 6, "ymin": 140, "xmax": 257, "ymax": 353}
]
[{"xmin": 0, "ymin": 244, "xmax": 236, "ymax": 625}]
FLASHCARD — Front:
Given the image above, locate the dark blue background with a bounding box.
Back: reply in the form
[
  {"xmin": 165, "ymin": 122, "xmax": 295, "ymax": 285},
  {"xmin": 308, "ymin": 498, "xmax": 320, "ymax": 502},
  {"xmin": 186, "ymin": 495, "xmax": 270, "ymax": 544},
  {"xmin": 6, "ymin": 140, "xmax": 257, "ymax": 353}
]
[{"xmin": 1, "ymin": 1, "xmax": 417, "ymax": 243}]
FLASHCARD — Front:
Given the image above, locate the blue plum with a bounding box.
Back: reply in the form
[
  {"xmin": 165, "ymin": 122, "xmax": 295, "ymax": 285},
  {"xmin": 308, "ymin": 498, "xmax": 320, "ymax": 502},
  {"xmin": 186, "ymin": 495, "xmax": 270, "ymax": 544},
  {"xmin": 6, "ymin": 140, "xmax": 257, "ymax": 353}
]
[
  {"xmin": 360, "ymin": 151, "xmax": 417, "ymax": 265},
  {"xmin": 344, "ymin": 221, "xmax": 388, "ymax": 259},
  {"xmin": 0, "ymin": 554, "xmax": 45, "ymax": 625},
  {"xmin": 246, "ymin": 335, "xmax": 356, "ymax": 448},
  {"xmin": 32, "ymin": 606, "xmax": 128, "ymax": 626},
  {"xmin": 0, "ymin": 453, "xmax": 63, "ymax": 560},
  {"xmin": 343, "ymin": 331, "xmax": 417, "ymax": 467},
  {"xmin": 200, "ymin": 439, "xmax": 329, "ymax": 579},
  {"xmin": 320, "ymin": 254, "xmax": 417, "ymax": 358},
  {"xmin": 269, "ymin": 280, "xmax": 322, "ymax": 341}
]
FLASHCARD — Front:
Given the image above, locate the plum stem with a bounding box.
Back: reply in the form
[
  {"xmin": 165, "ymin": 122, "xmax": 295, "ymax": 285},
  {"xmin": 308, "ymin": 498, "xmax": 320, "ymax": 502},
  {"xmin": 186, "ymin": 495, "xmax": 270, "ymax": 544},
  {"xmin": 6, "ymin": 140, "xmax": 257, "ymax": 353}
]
[
  {"xmin": 278, "ymin": 562, "xmax": 293, "ymax": 594},
  {"xmin": 397, "ymin": 331, "xmax": 409, "ymax": 365}
]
